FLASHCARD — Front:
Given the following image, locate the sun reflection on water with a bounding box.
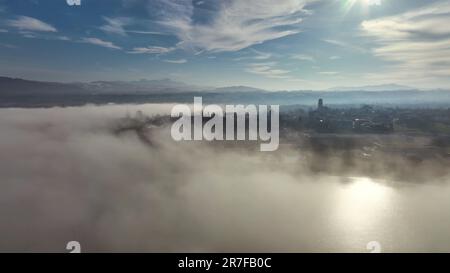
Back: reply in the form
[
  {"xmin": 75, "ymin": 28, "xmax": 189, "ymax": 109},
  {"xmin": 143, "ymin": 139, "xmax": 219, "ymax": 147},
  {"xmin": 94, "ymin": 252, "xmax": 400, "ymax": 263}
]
[{"xmin": 330, "ymin": 176, "xmax": 396, "ymax": 251}]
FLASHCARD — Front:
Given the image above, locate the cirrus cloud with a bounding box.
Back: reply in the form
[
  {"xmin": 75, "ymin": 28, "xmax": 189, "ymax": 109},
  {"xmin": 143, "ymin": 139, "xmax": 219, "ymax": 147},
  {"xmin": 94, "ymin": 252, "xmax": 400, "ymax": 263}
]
[
  {"xmin": 163, "ymin": 58, "xmax": 187, "ymax": 64},
  {"xmin": 99, "ymin": 17, "xmax": 131, "ymax": 36},
  {"xmin": 245, "ymin": 62, "xmax": 291, "ymax": 79},
  {"xmin": 81, "ymin": 37, "xmax": 122, "ymax": 50},
  {"xmin": 153, "ymin": 0, "xmax": 313, "ymax": 53},
  {"xmin": 7, "ymin": 16, "xmax": 57, "ymax": 32},
  {"xmin": 128, "ymin": 46, "xmax": 175, "ymax": 54}
]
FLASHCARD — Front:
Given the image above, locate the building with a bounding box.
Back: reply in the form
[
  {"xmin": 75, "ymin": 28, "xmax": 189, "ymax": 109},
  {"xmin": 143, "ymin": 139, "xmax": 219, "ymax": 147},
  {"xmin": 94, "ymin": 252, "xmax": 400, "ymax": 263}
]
[{"xmin": 318, "ymin": 98, "xmax": 324, "ymax": 110}]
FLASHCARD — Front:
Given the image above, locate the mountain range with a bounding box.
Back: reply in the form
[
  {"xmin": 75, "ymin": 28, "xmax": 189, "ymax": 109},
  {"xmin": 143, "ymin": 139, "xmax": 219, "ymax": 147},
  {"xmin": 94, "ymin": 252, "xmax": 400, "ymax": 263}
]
[
  {"xmin": 0, "ymin": 76, "xmax": 265, "ymax": 96},
  {"xmin": 1, "ymin": 76, "xmax": 450, "ymax": 108},
  {"xmin": 327, "ymin": 84, "xmax": 416, "ymax": 92},
  {"xmin": 0, "ymin": 76, "xmax": 435, "ymax": 95}
]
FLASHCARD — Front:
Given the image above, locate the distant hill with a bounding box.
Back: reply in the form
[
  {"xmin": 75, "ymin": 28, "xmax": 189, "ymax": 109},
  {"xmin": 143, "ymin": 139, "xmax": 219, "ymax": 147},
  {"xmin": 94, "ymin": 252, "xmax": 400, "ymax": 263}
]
[
  {"xmin": 0, "ymin": 76, "xmax": 87, "ymax": 96},
  {"xmin": 327, "ymin": 84, "xmax": 415, "ymax": 92},
  {"xmin": 0, "ymin": 76, "xmax": 266, "ymax": 95},
  {"xmin": 0, "ymin": 76, "xmax": 208, "ymax": 95},
  {"xmin": 213, "ymin": 86, "xmax": 266, "ymax": 93}
]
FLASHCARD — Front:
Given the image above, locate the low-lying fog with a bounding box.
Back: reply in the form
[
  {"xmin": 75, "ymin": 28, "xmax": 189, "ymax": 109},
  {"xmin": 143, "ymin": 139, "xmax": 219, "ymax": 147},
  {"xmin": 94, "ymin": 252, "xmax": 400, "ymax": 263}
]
[{"xmin": 1, "ymin": 104, "xmax": 450, "ymax": 252}]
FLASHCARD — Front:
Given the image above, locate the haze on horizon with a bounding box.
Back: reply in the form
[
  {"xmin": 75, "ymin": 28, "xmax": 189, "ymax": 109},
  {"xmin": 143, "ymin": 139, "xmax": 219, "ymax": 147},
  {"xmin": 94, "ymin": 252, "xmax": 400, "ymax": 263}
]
[{"xmin": 0, "ymin": 0, "xmax": 449, "ymax": 91}]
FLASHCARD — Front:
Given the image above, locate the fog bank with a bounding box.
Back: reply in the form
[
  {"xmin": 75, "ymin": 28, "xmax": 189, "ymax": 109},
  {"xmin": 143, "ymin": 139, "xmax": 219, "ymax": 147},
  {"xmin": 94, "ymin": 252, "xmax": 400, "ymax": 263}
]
[{"xmin": 1, "ymin": 104, "xmax": 450, "ymax": 252}]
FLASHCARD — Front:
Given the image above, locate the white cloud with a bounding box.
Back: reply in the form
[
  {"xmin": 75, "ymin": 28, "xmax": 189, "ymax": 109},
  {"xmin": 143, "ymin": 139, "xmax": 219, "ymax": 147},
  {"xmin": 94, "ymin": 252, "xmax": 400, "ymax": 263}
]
[
  {"xmin": 319, "ymin": 71, "xmax": 338, "ymax": 76},
  {"xmin": 291, "ymin": 54, "xmax": 315, "ymax": 62},
  {"xmin": 99, "ymin": 17, "xmax": 132, "ymax": 36},
  {"xmin": 0, "ymin": 29, "xmax": 8, "ymax": 33},
  {"xmin": 81, "ymin": 37, "xmax": 122, "ymax": 50},
  {"xmin": 246, "ymin": 62, "xmax": 291, "ymax": 79},
  {"xmin": 57, "ymin": 36, "xmax": 71, "ymax": 41},
  {"xmin": 99, "ymin": 16, "xmax": 168, "ymax": 36},
  {"xmin": 322, "ymin": 39, "xmax": 366, "ymax": 53},
  {"xmin": 233, "ymin": 49, "xmax": 272, "ymax": 61},
  {"xmin": 7, "ymin": 16, "xmax": 57, "ymax": 32},
  {"xmin": 163, "ymin": 58, "xmax": 187, "ymax": 64},
  {"xmin": 126, "ymin": 30, "xmax": 167, "ymax": 35},
  {"xmin": 128, "ymin": 46, "xmax": 175, "ymax": 54},
  {"xmin": 241, "ymin": 48, "xmax": 273, "ymax": 60},
  {"xmin": 249, "ymin": 49, "xmax": 272, "ymax": 60},
  {"xmin": 361, "ymin": 1, "xmax": 450, "ymax": 86},
  {"xmin": 155, "ymin": 0, "xmax": 312, "ymax": 52},
  {"xmin": 20, "ymin": 31, "xmax": 36, "ymax": 39}
]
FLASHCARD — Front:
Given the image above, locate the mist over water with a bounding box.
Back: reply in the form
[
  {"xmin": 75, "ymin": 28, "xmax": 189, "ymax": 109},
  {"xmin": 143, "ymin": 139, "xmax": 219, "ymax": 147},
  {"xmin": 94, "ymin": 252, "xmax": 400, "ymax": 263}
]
[{"xmin": 1, "ymin": 104, "xmax": 450, "ymax": 252}]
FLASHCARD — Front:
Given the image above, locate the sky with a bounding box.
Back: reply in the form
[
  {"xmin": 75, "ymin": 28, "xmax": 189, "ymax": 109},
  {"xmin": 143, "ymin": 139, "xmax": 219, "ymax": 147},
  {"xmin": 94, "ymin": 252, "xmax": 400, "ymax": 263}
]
[{"xmin": 0, "ymin": 0, "xmax": 449, "ymax": 90}]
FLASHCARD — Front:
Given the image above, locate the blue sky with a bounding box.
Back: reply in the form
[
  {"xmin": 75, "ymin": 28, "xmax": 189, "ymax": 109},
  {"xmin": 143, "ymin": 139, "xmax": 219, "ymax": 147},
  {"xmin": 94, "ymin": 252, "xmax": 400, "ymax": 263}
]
[{"xmin": 0, "ymin": 0, "xmax": 449, "ymax": 90}]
